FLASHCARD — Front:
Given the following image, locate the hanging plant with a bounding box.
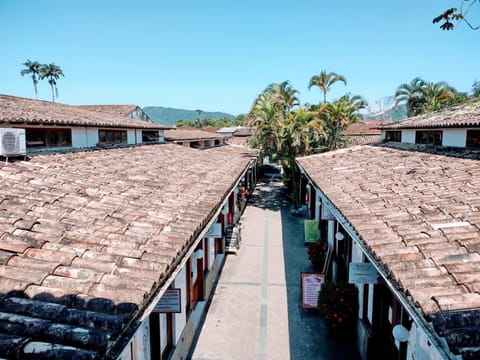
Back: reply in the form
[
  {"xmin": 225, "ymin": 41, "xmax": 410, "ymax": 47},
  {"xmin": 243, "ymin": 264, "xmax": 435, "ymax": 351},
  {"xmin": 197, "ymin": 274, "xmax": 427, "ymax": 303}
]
[{"xmin": 318, "ymin": 281, "xmax": 358, "ymax": 339}]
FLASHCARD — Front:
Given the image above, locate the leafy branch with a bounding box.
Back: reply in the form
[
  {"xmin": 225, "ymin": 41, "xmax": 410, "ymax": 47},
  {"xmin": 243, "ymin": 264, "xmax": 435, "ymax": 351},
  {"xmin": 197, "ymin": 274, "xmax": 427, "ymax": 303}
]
[{"xmin": 433, "ymin": 0, "xmax": 479, "ymax": 30}]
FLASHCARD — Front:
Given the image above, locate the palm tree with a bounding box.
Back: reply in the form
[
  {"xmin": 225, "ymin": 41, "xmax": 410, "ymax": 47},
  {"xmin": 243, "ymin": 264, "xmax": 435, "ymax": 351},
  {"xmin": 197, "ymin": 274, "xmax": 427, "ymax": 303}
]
[
  {"xmin": 394, "ymin": 77, "xmax": 427, "ymax": 117},
  {"xmin": 38, "ymin": 63, "xmax": 64, "ymax": 102},
  {"xmin": 264, "ymin": 81, "xmax": 300, "ymax": 117},
  {"xmin": 321, "ymin": 94, "xmax": 367, "ymax": 150},
  {"xmin": 20, "ymin": 60, "xmax": 42, "ymax": 98},
  {"xmin": 308, "ymin": 70, "xmax": 347, "ymax": 103},
  {"xmin": 396, "ymin": 78, "xmax": 467, "ymax": 117}
]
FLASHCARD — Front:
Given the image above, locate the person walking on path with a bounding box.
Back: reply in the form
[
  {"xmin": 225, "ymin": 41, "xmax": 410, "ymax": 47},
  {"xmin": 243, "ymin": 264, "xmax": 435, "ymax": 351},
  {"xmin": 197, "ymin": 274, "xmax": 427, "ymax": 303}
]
[{"xmin": 191, "ymin": 182, "xmax": 359, "ymax": 360}]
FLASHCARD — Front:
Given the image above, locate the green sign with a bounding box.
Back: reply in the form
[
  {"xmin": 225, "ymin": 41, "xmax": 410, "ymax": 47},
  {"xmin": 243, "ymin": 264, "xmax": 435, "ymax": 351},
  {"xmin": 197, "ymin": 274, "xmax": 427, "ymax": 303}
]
[{"xmin": 304, "ymin": 220, "xmax": 319, "ymax": 243}]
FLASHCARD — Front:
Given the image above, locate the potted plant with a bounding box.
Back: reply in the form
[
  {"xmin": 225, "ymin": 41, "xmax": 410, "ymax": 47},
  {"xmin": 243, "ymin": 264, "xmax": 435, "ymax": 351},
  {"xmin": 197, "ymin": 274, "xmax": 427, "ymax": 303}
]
[{"xmin": 318, "ymin": 281, "xmax": 358, "ymax": 340}]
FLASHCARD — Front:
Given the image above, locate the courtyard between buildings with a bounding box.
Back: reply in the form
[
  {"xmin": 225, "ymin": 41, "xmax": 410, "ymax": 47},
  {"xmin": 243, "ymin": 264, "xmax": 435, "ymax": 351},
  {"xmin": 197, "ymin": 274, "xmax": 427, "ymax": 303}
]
[{"xmin": 191, "ymin": 182, "xmax": 359, "ymax": 360}]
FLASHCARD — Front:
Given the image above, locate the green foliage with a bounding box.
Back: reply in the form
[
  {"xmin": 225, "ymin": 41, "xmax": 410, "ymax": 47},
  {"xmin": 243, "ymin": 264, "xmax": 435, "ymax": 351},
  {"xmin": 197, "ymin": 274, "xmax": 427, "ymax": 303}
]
[
  {"xmin": 20, "ymin": 60, "xmax": 41, "ymax": 98},
  {"xmin": 21, "ymin": 60, "xmax": 64, "ymax": 101},
  {"xmin": 318, "ymin": 281, "xmax": 358, "ymax": 338},
  {"xmin": 38, "ymin": 63, "xmax": 64, "ymax": 102},
  {"xmin": 247, "ymin": 77, "xmax": 365, "ymax": 206},
  {"xmin": 307, "ymin": 240, "xmax": 329, "ymax": 271},
  {"xmin": 433, "ymin": 2, "xmax": 479, "ymax": 30},
  {"xmin": 142, "ymin": 106, "xmax": 236, "ymax": 126},
  {"xmin": 395, "ymin": 77, "xmax": 466, "ymax": 117},
  {"xmin": 176, "ymin": 116, "xmax": 241, "ymax": 128},
  {"xmin": 473, "ymin": 80, "xmax": 480, "ymax": 97}
]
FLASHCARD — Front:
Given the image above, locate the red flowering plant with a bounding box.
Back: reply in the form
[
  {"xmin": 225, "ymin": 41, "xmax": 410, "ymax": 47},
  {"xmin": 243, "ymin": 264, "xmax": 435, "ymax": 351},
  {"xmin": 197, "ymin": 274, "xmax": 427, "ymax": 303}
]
[
  {"xmin": 307, "ymin": 240, "xmax": 328, "ymax": 271},
  {"xmin": 318, "ymin": 281, "xmax": 358, "ymax": 339}
]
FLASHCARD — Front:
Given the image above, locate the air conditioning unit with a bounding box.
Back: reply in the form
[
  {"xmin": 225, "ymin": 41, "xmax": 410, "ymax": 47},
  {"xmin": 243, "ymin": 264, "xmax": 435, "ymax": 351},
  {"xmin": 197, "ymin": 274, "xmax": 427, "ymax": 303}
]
[{"xmin": 0, "ymin": 128, "xmax": 27, "ymax": 161}]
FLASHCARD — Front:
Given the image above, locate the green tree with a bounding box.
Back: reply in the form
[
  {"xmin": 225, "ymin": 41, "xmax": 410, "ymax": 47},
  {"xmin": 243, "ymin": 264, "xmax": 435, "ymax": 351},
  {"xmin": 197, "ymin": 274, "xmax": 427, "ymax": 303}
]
[
  {"xmin": 38, "ymin": 63, "xmax": 64, "ymax": 102},
  {"xmin": 265, "ymin": 81, "xmax": 300, "ymax": 116},
  {"xmin": 395, "ymin": 77, "xmax": 428, "ymax": 117},
  {"xmin": 234, "ymin": 114, "xmax": 247, "ymax": 126},
  {"xmin": 395, "ymin": 78, "xmax": 465, "ymax": 117},
  {"xmin": 472, "ymin": 80, "xmax": 480, "ymax": 97},
  {"xmin": 20, "ymin": 59, "xmax": 42, "ymax": 98},
  {"xmin": 321, "ymin": 94, "xmax": 367, "ymax": 151},
  {"xmin": 308, "ymin": 70, "xmax": 347, "ymax": 103},
  {"xmin": 247, "ymin": 78, "xmax": 366, "ymax": 206},
  {"xmin": 433, "ymin": 1, "xmax": 479, "ymax": 30}
]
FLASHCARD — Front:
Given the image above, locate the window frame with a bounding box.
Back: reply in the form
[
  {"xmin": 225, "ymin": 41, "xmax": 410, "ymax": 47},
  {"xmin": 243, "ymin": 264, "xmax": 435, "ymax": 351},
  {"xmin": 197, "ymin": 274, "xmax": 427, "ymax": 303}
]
[{"xmin": 415, "ymin": 130, "xmax": 443, "ymax": 146}]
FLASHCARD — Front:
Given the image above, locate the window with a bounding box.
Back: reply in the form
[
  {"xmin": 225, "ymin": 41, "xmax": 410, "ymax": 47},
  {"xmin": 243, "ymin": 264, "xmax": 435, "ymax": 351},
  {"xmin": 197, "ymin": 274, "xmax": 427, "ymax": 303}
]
[
  {"xmin": 384, "ymin": 131, "xmax": 401, "ymax": 142},
  {"xmin": 98, "ymin": 129, "xmax": 127, "ymax": 145},
  {"xmin": 26, "ymin": 128, "xmax": 72, "ymax": 148},
  {"xmin": 466, "ymin": 130, "xmax": 480, "ymax": 148},
  {"xmin": 415, "ymin": 130, "xmax": 442, "ymax": 145},
  {"xmin": 142, "ymin": 130, "xmax": 159, "ymax": 143}
]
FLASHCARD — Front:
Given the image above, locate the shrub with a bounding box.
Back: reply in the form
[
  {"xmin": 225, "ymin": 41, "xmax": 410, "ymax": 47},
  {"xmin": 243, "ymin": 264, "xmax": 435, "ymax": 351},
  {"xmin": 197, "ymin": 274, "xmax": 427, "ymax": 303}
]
[
  {"xmin": 318, "ymin": 281, "xmax": 358, "ymax": 339},
  {"xmin": 307, "ymin": 240, "xmax": 328, "ymax": 270}
]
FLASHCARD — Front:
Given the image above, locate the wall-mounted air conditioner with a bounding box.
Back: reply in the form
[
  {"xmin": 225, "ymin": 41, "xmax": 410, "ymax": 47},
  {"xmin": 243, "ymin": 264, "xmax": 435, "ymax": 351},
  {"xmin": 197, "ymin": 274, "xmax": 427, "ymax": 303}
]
[{"xmin": 0, "ymin": 128, "xmax": 27, "ymax": 161}]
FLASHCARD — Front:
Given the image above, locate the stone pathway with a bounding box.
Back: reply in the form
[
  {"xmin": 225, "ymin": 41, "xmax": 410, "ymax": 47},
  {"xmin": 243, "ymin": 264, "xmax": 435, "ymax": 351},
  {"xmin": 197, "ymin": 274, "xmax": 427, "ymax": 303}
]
[{"xmin": 191, "ymin": 182, "xmax": 359, "ymax": 360}]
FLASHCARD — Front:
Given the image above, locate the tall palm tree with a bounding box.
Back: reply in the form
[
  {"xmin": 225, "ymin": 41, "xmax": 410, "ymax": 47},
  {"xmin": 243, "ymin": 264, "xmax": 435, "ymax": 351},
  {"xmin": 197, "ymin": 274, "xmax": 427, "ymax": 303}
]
[
  {"xmin": 308, "ymin": 70, "xmax": 347, "ymax": 103},
  {"xmin": 38, "ymin": 63, "xmax": 64, "ymax": 102},
  {"xmin": 20, "ymin": 60, "xmax": 41, "ymax": 98}
]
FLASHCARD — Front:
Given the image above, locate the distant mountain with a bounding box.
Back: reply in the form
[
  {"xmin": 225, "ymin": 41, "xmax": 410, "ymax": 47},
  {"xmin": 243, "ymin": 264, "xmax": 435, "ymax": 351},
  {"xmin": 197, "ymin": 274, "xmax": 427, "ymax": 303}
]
[{"xmin": 143, "ymin": 106, "xmax": 235, "ymax": 126}]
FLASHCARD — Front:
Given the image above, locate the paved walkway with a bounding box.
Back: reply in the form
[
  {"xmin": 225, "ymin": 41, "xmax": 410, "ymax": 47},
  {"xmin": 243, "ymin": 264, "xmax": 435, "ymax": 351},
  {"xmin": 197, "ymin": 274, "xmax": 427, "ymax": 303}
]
[{"xmin": 191, "ymin": 183, "xmax": 359, "ymax": 360}]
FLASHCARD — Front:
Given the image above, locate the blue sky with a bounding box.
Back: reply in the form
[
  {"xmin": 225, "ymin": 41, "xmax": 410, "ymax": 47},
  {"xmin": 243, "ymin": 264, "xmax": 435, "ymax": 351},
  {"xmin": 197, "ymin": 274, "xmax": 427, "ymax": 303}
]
[{"xmin": 0, "ymin": 0, "xmax": 478, "ymax": 115}]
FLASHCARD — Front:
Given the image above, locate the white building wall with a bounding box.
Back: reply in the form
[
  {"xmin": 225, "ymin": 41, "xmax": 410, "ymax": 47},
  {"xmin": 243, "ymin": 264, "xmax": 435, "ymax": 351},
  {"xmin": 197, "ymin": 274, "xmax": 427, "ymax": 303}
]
[
  {"xmin": 402, "ymin": 130, "xmax": 416, "ymax": 144},
  {"xmin": 72, "ymin": 127, "xmax": 98, "ymax": 148},
  {"xmin": 127, "ymin": 129, "xmax": 137, "ymax": 145},
  {"xmin": 407, "ymin": 323, "xmax": 448, "ymax": 360},
  {"xmin": 207, "ymin": 237, "xmax": 215, "ymax": 270},
  {"xmin": 442, "ymin": 128, "xmax": 467, "ymax": 147},
  {"xmin": 173, "ymin": 266, "xmax": 187, "ymax": 344},
  {"xmin": 131, "ymin": 318, "xmax": 151, "ymax": 360},
  {"xmin": 118, "ymin": 317, "xmax": 151, "ymax": 360}
]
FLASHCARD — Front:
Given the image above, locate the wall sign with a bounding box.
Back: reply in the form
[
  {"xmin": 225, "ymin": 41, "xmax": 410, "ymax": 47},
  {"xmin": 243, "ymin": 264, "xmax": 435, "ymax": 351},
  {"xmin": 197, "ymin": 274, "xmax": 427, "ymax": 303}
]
[
  {"xmin": 153, "ymin": 288, "xmax": 182, "ymax": 313},
  {"xmin": 205, "ymin": 223, "xmax": 222, "ymax": 238},
  {"xmin": 301, "ymin": 273, "xmax": 325, "ymax": 309},
  {"xmin": 321, "ymin": 205, "xmax": 335, "ymax": 220},
  {"xmin": 348, "ymin": 262, "xmax": 380, "ymax": 284},
  {"xmin": 304, "ymin": 219, "xmax": 319, "ymax": 243}
]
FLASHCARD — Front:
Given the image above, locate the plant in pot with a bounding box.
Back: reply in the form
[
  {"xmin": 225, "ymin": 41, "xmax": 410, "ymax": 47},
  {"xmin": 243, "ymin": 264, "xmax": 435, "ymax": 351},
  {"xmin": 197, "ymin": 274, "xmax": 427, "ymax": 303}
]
[
  {"xmin": 307, "ymin": 240, "xmax": 328, "ymax": 271},
  {"xmin": 318, "ymin": 281, "xmax": 358, "ymax": 340}
]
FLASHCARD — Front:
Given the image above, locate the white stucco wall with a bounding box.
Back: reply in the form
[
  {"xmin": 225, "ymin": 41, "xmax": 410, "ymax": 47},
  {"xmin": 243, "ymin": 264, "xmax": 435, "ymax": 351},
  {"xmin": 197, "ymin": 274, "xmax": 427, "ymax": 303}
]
[
  {"xmin": 401, "ymin": 130, "xmax": 416, "ymax": 144},
  {"xmin": 127, "ymin": 129, "xmax": 137, "ymax": 145},
  {"xmin": 442, "ymin": 128, "xmax": 467, "ymax": 147},
  {"xmin": 207, "ymin": 237, "xmax": 215, "ymax": 270},
  {"xmin": 406, "ymin": 323, "xmax": 451, "ymax": 360},
  {"xmin": 71, "ymin": 127, "xmax": 98, "ymax": 148},
  {"xmin": 173, "ymin": 266, "xmax": 187, "ymax": 344}
]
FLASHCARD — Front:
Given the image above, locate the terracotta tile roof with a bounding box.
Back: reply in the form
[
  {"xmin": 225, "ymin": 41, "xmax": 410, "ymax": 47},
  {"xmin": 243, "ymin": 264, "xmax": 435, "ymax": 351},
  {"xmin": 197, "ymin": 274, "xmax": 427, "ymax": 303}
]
[
  {"xmin": 0, "ymin": 94, "xmax": 170, "ymax": 129},
  {"xmin": 380, "ymin": 99, "xmax": 480, "ymax": 130},
  {"xmin": 76, "ymin": 105, "xmax": 139, "ymax": 117},
  {"xmin": 0, "ymin": 143, "xmax": 256, "ymax": 358},
  {"xmin": 346, "ymin": 134, "xmax": 382, "ymax": 146},
  {"xmin": 298, "ymin": 144, "xmax": 480, "ymax": 315},
  {"xmin": 344, "ymin": 120, "xmax": 383, "ymax": 135},
  {"xmin": 232, "ymin": 127, "xmax": 253, "ymax": 137},
  {"xmin": 297, "ymin": 144, "xmax": 480, "ymax": 357},
  {"xmin": 165, "ymin": 129, "xmax": 229, "ymax": 141}
]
